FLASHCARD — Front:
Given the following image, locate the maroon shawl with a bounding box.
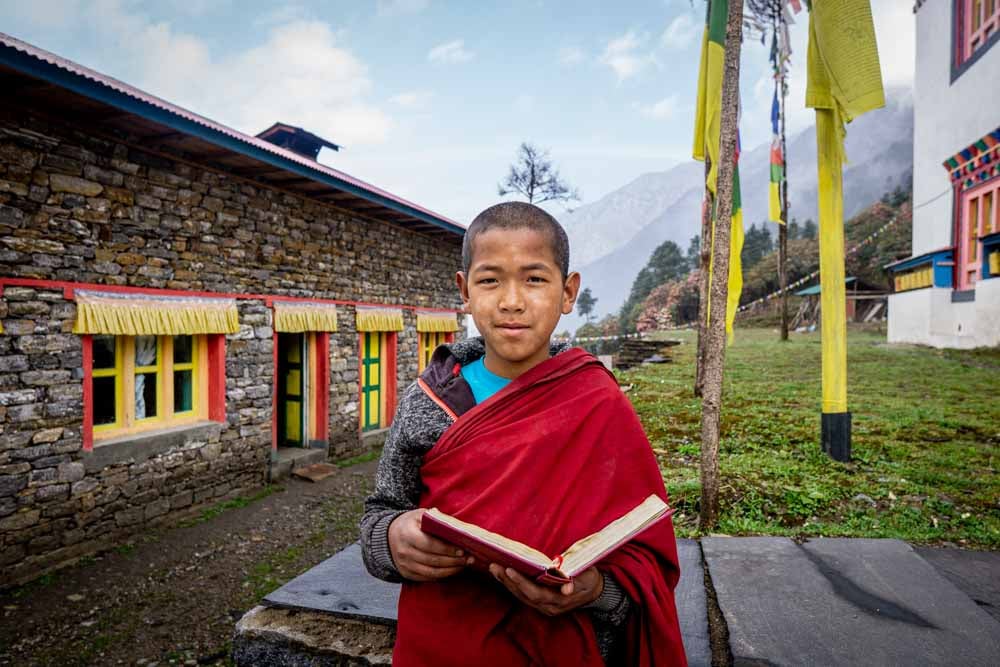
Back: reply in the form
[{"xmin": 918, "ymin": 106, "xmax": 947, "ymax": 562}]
[{"xmin": 394, "ymin": 348, "xmax": 687, "ymax": 666}]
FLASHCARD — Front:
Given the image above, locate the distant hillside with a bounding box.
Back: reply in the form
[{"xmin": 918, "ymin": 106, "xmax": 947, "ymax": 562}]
[
  {"xmin": 739, "ymin": 194, "xmax": 913, "ymax": 308},
  {"xmin": 557, "ymin": 89, "xmax": 913, "ymax": 331},
  {"xmin": 633, "ymin": 193, "xmax": 912, "ymax": 332}
]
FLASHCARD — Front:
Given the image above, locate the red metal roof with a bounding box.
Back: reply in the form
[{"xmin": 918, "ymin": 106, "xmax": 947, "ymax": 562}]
[{"xmin": 0, "ymin": 31, "xmax": 464, "ymax": 233}]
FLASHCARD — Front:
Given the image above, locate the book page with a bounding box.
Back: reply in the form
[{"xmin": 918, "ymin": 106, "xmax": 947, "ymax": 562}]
[
  {"xmin": 559, "ymin": 495, "xmax": 669, "ymax": 576},
  {"xmin": 424, "ymin": 509, "xmax": 553, "ymax": 569}
]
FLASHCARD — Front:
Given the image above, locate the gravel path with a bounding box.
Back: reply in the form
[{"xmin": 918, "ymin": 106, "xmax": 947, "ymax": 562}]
[{"xmin": 0, "ymin": 460, "xmax": 376, "ymax": 667}]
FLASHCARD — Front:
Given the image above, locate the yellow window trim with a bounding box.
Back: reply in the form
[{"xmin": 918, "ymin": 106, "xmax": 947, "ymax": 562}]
[{"xmin": 94, "ymin": 334, "xmax": 206, "ymax": 441}]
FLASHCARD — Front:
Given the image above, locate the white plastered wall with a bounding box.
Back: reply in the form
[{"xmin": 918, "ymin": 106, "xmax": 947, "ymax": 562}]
[{"xmin": 912, "ymin": 1, "xmax": 1000, "ymax": 255}]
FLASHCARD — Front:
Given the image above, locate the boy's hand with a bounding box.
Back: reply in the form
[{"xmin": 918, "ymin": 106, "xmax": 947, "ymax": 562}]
[
  {"xmin": 489, "ymin": 564, "xmax": 604, "ymax": 616},
  {"xmin": 388, "ymin": 509, "xmax": 472, "ymax": 581}
]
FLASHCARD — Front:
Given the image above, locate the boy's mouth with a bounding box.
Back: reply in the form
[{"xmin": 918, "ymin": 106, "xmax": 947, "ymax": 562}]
[{"xmin": 496, "ymin": 322, "xmax": 530, "ymax": 332}]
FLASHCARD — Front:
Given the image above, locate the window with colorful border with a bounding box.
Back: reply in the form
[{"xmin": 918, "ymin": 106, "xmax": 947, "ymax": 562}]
[
  {"xmin": 90, "ymin": 334, "xmax": 207, "ymax": 439},
  {"xmin": 418, "ymin": 331, "xmax": 455, "ymax": 373},
  {"xmin": 953, "ymin": 0, "xmax": 1000, "ymax": 78},
  {"xmin": 957, "ymin": 179, "xmax": 1000, "ymax": 288}
]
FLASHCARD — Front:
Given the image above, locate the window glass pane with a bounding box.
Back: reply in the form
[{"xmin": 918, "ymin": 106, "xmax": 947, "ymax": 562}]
[
  {"xmin": 174, "ymin": 370, "xmax": 193, "ymax": 413},
  {"xmin": 136, "ymin": 372, "xmax": 157, "ymax": 419},
  {"xmin": 93, "ymin": 376, "xmax": 116, "ymax": 425},
  {"xmin": 135, "ymin": 336, "xmax": 157, "ymax": 367},
  {"xmin": 173, "ymin": 335, "xmax": 193, "ymax": 365},
  {"xmin": 93, "ymin": 336, "xmax": 116, "ymax": 369},
  {"xmin": 969, "ymin": 198, "xmax": 979, "ymax": 261}
]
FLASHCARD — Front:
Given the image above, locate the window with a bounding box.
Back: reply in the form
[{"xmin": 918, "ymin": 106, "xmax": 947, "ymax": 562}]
[
  {"xmin": 955, "ymin": 0, "xmax": 1000, "ymax": 73},
  {"xmin": 90, "ymin": 334, "xmax": 206, "ymax": 439},
  {"xmin": 957, "ymin": 179, "xmax": 1000, "ymax": 288},
  {"xmin": 360, "ymin": 331, "xmax": 397, "ymax": 432},
  {"xmin": 418, "ymin": 331, "xmax": 454, "ymax": 373}
]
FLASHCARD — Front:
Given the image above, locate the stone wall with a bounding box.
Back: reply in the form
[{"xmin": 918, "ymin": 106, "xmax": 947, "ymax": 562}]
[{"xmin": 0, "ymin": 108, "xmax": 464, "ymax": 586}]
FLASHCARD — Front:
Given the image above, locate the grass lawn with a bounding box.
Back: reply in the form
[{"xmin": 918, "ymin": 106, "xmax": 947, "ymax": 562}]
[{"xmin": 622, "ymin": 327, "xmax": 1000, "ymax": 548}]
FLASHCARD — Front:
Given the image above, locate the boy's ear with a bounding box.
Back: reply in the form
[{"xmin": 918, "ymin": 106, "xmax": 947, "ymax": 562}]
[
  {"xmin": 456, "ymin": 271, "xmax": 471, "ymax": 311},
  {"xmin": 561, "ymin": 271, "xmax": 582, "ymax": 315}
]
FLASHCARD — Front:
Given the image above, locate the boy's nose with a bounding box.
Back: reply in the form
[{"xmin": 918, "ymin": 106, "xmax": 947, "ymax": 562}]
[{"xmin": 498, "ymin": 285, "xmax": 525, "ymax": 312}]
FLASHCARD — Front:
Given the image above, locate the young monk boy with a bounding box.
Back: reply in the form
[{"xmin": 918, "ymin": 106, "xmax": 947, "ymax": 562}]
[{"xmin": 360, "ymin": 202, "xmax": 686, "ymax": 666}]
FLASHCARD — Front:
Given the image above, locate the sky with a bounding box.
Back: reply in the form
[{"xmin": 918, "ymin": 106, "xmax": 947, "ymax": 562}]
[{"xmin": 0, "ymin": 0, "xmax": 915, "ymax": 225}]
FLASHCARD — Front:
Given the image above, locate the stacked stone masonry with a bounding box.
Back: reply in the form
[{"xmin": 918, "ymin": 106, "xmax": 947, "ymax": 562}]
[{"xmin": 0, "ymin": 109, "xmax": 464, "ymax": 587}]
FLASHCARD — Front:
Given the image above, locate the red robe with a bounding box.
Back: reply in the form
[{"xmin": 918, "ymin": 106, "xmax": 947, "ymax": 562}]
[{"xmin": 394, "ymin": 348, "xmax": 687, "ymax": 666}]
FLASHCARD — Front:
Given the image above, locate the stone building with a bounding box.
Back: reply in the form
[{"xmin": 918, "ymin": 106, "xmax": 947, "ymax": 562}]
[
  {"xmin": 887, "ymin": 1, "xmax": 1000, "ymax": 347},
  {"xmin": 0, "ymin": 34, "xmax": 464, "ymax": 586}
]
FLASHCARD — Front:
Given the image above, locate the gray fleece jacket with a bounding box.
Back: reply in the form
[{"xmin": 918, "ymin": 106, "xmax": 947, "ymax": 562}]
[{"xmin": 359, "ymin": 337, "xmax": 632, "ymax": 664}]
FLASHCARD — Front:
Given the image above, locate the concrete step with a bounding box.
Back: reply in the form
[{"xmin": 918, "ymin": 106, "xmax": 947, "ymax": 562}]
[
  {"xmin": 268, "ymin": 447, "xmax": 327, "ymax": 483},
  {"xmin": 702, "ymin": 537, "xmax": 1000, "ymax": 666}
]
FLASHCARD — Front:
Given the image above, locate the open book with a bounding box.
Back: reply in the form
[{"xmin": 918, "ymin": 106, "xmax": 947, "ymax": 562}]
[{"xmin": 420, "ymin": 494, "xmax": 674, "ymax": 585}]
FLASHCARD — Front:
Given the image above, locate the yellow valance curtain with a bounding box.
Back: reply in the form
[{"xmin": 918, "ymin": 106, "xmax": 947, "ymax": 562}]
[
  {"xmin": 274, "ymin": 301, "xmax": 339, "ymax": 333},
  {"xmin": 72, "ymin": 290, "xmax": 240, "ymax": 335},
  {"xmin": 416, "ymin": 310, "xmax": 460, "ymax": 333},
  {"xmin": 355, "ymin": 306, "xmax": 404, "ymax": 332}
]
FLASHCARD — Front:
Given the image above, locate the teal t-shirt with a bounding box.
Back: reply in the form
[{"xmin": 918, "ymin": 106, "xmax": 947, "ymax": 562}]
[{"xmin": 460, "ymin": 358, "xmax": 512, "ymax": 404}]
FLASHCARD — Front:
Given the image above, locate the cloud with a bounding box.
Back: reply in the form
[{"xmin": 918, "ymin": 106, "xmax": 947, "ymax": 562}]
[
  {"xmin": 661, "ymin": 13, "xmax": 698, "ymax": 50},
  {"xmin": 11, "ymin": 2, "xmax": 393, "ymax": 146},
  {"xmin": 871, "ymin": 0, "xmax": 915, "ymax": 87},
  {"xmin": 376, "ymin": 0, "xmax": 429, "ymax": 17},
  {"xmin": 558, "ymin": 46, "xmax": 585, "ymax": 66},
  {"xmin": 428, "ymin": 39, "xmax": 473, "ymax": 64},
  {"xmin": 390, "ymin": 90, "xmax": 433, "ymax": 109},
  {"xmin": 634, "ymin": 96, "xmax": 678, "ymax": 120},
  {"xmin": 599, "ymin": 31, "xmax": 653, "ymax": 81}
]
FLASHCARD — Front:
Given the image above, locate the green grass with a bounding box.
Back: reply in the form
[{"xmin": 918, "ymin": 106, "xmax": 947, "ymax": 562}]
[
  {"xmin": 178, "ymin": 485, "xmax": 283, "ymax": 528},
  {"xmin": 335, "ymin": 447, "xmax": 382, "ymax": 468},
  {"xmin": 625, "ymin": 328, "xmax": 1000, "ymax": 547}
]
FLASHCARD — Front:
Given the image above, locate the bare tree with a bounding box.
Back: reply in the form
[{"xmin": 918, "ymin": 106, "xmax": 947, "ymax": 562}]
[{"xmin": 498, "ymin": 142, "xmax": 580, "ymax": 205}]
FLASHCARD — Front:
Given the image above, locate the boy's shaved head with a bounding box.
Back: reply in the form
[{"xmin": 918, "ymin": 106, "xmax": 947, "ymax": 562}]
[{"xmin": 462, "ymin": 202, "xmax": 570, "ymax": 279}]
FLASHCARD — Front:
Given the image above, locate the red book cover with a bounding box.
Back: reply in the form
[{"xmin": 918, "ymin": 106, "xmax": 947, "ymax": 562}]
[{"xmin": 420, "ymin": 510, "xmax": 571, "ymax": 584}]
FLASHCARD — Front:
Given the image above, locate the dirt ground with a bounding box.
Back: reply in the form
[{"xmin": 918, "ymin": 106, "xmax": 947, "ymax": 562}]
[{"xmin": 0, "ymin": 459, "xmax": 377, "ymax": 667}]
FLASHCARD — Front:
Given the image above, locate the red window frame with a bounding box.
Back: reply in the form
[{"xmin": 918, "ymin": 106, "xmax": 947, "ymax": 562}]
[
  {"xmin": 956, "ymin": 178, "xmax": 1000, "ymax": 289},
  {"xmin": 955, "ymin": 0, "xmax": 1000, "ymax": 70}
]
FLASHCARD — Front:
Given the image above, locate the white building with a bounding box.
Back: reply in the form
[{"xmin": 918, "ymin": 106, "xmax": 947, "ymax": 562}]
[{"xmin": 887, "ymin": 0, "xmax": 1000, "ymax": 348}]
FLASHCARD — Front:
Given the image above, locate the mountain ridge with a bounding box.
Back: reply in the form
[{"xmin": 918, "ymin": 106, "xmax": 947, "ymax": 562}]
[{"xmin": 557, "ymin": 90, "xmax": 913, "ymax": 331}]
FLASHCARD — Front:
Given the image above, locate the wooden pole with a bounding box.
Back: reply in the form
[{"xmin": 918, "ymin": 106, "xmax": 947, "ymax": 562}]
[
  {"xmin": 778, "ymin": 12, "xmax": 790, "ymax": 342},
  {"xmin": 695, "ymin": 162, "xmax": 712, "ymax": 397},
  {"xmin": 699, "ymin": 0, "xmax": 743, "ymax": 531}
]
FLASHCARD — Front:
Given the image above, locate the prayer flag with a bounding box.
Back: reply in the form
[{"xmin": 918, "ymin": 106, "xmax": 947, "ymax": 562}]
[
  {"xmin": 806, "ymin": 0, "xmax": 884, "ymax": 415},
  {"xmin": 769, "ymin": 91, "xmax": 784, "ymax": 224},
  {"xmin": 692, "ymin": 0, "xmax": 744, "ymax": 343}
]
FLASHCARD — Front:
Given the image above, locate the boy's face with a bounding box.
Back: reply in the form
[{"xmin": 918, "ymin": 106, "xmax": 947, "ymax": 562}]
[{"xmin": 457, "ymin": 227, "xmax": 580, "ymax": 379}]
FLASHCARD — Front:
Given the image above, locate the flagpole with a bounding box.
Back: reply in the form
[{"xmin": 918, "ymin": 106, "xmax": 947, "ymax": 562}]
[
  {"xmin": 778, "ymin": 11, "xmax": 790, "ymax": 341},
  {"xmin": 699, "ymin": 0, "xmax": 743, "ymax": 530}
]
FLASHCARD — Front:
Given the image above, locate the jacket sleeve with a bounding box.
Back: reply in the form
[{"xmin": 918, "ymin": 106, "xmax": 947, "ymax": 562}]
[{"xmin": 359, "ymin": 383, "xmax": 434, "ymax": 582}]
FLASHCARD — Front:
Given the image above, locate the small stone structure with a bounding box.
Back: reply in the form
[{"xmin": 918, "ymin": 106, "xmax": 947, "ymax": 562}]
[
  {"xmin": 0, "ymin": 35, "xmax": 464, "ymax": 587},
  {"xmin": 233, "ymin": 540, "xmax": 711, "ymax": 666}
]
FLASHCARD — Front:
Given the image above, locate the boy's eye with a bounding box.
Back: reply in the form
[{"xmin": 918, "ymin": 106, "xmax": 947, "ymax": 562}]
[
  {"xmin": 477, "ymin": 277, "xmax": 498, "ymax": 285},
  {"xmin": 527, "ymin": 276, "xmax": 547, "ymax": 283}
]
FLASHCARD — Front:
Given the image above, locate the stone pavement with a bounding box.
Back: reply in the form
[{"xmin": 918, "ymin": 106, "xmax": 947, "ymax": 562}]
[{"xmin": 234, "ymin": 538, "xmax": 1000, "ymax": 666}]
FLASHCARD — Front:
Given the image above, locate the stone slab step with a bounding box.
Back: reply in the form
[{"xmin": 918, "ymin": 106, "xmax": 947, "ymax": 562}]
[
  {"xmin": 702, "ymin": 537, "xmax": 1000, "ymax": 666},
  {"xmin": 292, "ymin": 462, "xmax": 338, "ymax": 483},
  {"xmin": 258, "ymin": 540, "xmax": 709, "ymax": 663}
]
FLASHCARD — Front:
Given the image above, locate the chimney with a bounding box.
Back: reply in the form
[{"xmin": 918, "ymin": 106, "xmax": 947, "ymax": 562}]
[{"xmin": 255, "ymin": 123, "xmax": 340, "ymax": 160}]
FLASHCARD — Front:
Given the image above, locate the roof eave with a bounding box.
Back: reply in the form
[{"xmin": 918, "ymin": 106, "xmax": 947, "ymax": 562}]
[{"xmin": 0, "ymin": 44, "xmax": 463, "ymax": 238}]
